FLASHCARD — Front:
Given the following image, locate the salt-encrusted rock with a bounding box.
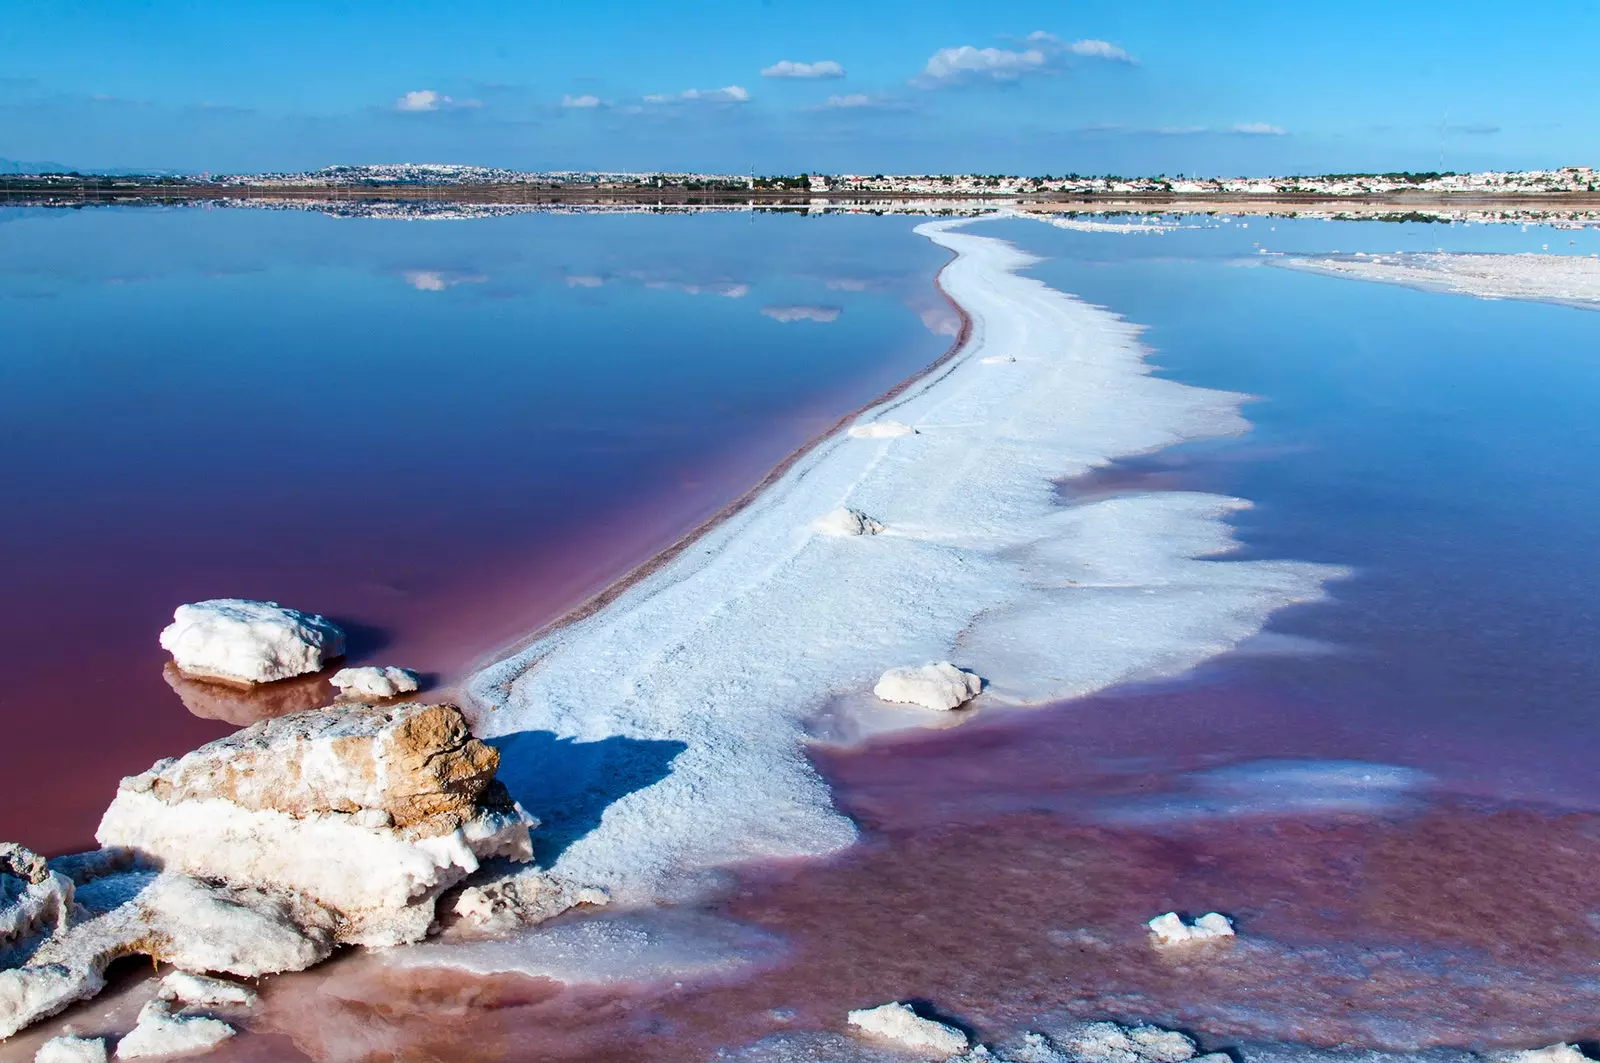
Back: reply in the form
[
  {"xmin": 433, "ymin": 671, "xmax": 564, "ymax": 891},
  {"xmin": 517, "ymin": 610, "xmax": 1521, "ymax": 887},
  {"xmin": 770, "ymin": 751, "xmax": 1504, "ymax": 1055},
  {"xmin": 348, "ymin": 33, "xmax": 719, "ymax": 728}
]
[
  {"xmin": 157, "ymin": 971, "xmax": 257, "ymax": 1009},
  {"xmin": 97, "ymin": 703, "xmax": 535, "ymax": 946},
  {"xmin": 35, "ymin": 1035, "xmax": 108, "ymax": 1063},
  {"xmin": 330, "ymin": 666, "xmax": 420, "ymax": 700},
  {"xmin": 1490, "ymin": 1046, "xmax": 1594, "ymax": 1063},
  {"xmin": 115, "ymin": 1000, "xmax": 233, "ymax": 1059},
  {"xmin": 0, "ymin": 965, "xmax": 94, "ymax": 1041},
  {"xmin": 159, "ymin": 599, "xmax": 345, "ymax": 686},
  {"xmin": 450, "ymin": 868, "xmax": 609, "ymax": 934},
  {"xmin": 813, "ymin": 507, "xmax": 885, "ymax": 538},
  {"xmin": 3, "ymin": 846, "xmax": 75, "ymax": 964},
  {"xmin": 1002, "ymin": 1022, "xmax": 1233, "ymax": 1063},
  {"xmin": 848, "ymin": 420, "xmax": 917, "ymax": 439},
  {"xmin": 847, "ymin": 1003, "xmax": 968, "ymax": 1057},
  {"xmin": 1147, "ymin": 911, "xmax": 1234, "ymax": 947},
  {"xmin": 873, "ymin": 662, "xmax": 983, "ymax": 711}
]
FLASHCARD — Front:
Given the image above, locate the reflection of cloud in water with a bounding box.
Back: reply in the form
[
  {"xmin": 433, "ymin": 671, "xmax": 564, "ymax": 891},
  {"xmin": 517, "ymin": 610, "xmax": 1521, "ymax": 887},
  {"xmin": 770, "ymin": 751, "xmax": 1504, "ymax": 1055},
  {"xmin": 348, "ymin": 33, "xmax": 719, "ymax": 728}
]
[
  {"xmin": 641, "ymin": 278, "xmax": 749, "ymax": 298},
  {"xmin": 824, "ymin": 277, "xmax": 874, "ymax": 292},
  {"xmin": 1100, "ymin": 759, "xmax": 1432, "ymax": 824},
  {"xmin": 761, "ymin": 304, "xmax": 842, "ymax": 324},
  {"xmin": 918, "ymin": 305, "xmax": 961, "ymax": 336},
  {"xmin": 564, "ymin": 274, "xmax": 605, "ymax": 288},
  {"xmin": 402, "ymin": 270, "xmax": 488, "ymax": 292}
]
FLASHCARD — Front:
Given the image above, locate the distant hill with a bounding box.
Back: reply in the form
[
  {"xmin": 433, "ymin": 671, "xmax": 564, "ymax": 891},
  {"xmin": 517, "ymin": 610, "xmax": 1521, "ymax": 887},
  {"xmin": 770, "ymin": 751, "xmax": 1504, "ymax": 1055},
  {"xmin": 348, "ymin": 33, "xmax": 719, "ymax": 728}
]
[{"xmin": 0, "ymin": 158, "xmax": 190, "ymax": 177}]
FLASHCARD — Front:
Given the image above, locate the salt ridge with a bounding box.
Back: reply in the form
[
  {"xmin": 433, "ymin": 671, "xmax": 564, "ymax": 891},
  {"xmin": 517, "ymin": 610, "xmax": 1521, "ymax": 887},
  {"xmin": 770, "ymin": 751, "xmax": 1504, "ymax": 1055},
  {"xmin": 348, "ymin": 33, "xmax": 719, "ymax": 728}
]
[{"xmin": 466, "ymin": 219, "xmax": 1340, "ymax": 905}]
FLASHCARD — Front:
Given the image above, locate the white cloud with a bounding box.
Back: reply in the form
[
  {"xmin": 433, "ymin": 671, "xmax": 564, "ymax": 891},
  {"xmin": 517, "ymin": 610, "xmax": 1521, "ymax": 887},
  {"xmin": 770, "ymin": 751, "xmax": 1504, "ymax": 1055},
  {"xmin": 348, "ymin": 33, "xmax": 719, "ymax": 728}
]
[
  {"xmin": 762, "ymin": 305, "xmax": 842, "ymax": 323},
  {"xmin": 561, "ymin": 94, "xmax": 602, "ymax": 109},
  {"xmin": 823, "ymin": 93, "xmax": 873, "ymax": 108},
  {"xmin": 644, "ymin": 85, "xmax": 751, "ymax": 104},
  {"xmin": 761, "ymin": 59, "xmax": 845, "ymax": 79},
  {"xmin": 1231, "ymin": 122, "xmax": 1287, "ymax": 135},
  {"xmin": 394, "ymin": 89, "xmax": 481, "ymax": 112},
  {"xmin": 565, "ymin": 274, "xmax": 605, "ymax": 288},
  {"xmin": 402, "ymin": 270, "xmax": 487, "ymax": 291},
  {"xmin": 1066, "ymin": 38, "xmax": 1133, "ymax": 62},
  {"xmin": 920, "ymin": 45, "xmax": 1047, "ymax": 83}
]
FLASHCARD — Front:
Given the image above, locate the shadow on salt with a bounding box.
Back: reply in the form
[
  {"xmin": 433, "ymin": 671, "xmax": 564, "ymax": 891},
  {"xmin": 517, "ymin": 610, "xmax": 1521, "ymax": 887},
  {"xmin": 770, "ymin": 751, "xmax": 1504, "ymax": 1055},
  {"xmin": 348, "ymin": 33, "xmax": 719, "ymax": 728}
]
[{"xmin": 1095, "ymin": 759, "xmax": 1433, "ymax": 824}]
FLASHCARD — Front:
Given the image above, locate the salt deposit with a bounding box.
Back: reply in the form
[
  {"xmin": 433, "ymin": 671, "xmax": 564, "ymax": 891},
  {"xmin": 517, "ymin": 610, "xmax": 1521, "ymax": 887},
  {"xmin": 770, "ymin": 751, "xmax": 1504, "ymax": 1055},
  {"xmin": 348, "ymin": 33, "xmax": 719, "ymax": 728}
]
[
  {"xmin": 114, "ymin": 1000, "xmax": 233, "ymax": 1059},
  {"xmin": 35, "ymin": 1036, "xmax": 107, "ymax": 1063},
  {"xmin": 1282, "ymin": 252, "xmax": 1600, "ymax": 308},
  {"xmin": 465, "ymin": 220, "xmax": 1338, "ymax": 908},
  {"xmin": 1147, "ymin": 911, "xmax": 1235, "ymax": 947},
  {"xmin": 846, "ymin": 1003, "xmax": 968, "ymax": 1056},
  {"xmin": 1492, "ymin": 1047, "xmax": 1594, "ymax": 1063},
  {"xmin": 847, "ymin": 420, "xmax": 917, "ymax": 439},
  {"xmin": 873, "ymin": 663, "xmax": 983, "ymax": 711},
  {"xmin": 96, "ymin": 703, "xmax": 536, "ymax": 947},
  {"xmin": 329, "ymin": 665, "xmax": 420, "ymax": 700},
  {"xmin": 814, "ymin": 508, "xmax": 886, "ymax": 537},
  {"xmin": 156, "ymin": 971, "xmax": 257, "ymax": 1008},
  {"xmin": 159, "ymin": 599, "xmax": 345, "ymax": 685},
  {"xmin": 979, "ymin": 354, "xmax": 1017, "ymax": 364}
]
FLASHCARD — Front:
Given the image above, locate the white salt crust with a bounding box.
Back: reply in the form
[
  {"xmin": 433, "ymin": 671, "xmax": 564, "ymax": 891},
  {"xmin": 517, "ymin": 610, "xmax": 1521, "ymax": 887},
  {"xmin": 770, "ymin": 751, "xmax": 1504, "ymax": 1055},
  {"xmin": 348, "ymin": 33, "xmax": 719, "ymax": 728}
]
[
  {"xmin": 114, "ymin": 1000, "xmax": 233, "ymax": 1059},
  {"xmin": 329, "ymin": 666, "xmax": 420, "ymax": 700},
  {"xmin": 874, "ymin": 663, "xmax": 982, "ymax": 711},
  {"xmin": 34, "ymin": 1036, "xmax": 108, "ymax": 1063},
  {"xmin": 847, "ymin": 420, "xmax": 917, "ymax": 439},
  {"xmin": 1282, "ymin": 251, "xmax": 1600, "ymax": 308},
  {"xmin": 1148, "ymin": 911, "xmax": 1235, "ymax": 947},
  {"xmin": 466, "ymin": 220, "xmax": 1339, "ymax": 905},
  {"xmin": 159, "ymin": 600, "xmax": 345, "ymax": 686},
  {"xmin": 156, "ymin": 971, "xmax": 257, "ymax": 1008},
  {"xmin": 847, "ymin": 1003, "xmax": 968, "ymax": 1056},
  {"xmin": 813, "ymin": 508, "xmax": 886, "ymax": 537}
]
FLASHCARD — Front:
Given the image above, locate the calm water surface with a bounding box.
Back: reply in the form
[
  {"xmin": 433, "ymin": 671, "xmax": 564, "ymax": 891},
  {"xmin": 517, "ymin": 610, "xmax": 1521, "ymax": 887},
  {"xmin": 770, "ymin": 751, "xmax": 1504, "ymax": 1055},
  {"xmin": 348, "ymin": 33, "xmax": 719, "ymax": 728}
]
[{"xmin": 0, "ymin": 205, "xmax": 954, "ymax": 853}]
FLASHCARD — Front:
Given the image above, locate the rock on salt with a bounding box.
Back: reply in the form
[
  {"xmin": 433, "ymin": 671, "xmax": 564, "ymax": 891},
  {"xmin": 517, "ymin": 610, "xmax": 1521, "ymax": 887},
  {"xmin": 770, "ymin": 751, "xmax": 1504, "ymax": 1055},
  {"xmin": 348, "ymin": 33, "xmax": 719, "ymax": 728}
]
[
  {"xmin": 157, "ymin": 971, "xmax": 257, "ymax": 1008},
  {"xmin": 1147, "ymin": 911, "xmax": 1234, "ymax": 947},
  {"xmin": 97, "ymin": 703, "xmax": 536, "ymax": 947},
  {"xmin": 847, "ymin": 420, "xmax": 917, "ymax": 439},
  {"xmin": 450, "ymin": 868, "xmax": 609, "ymax": 934},
  {"xmin": 3, "ymin": 845, "xmax": 75, "ymax": 962},
  {"xmin": 115, "ymin": 1000, "xmax": 234, "ymax": 1059},
  {"xmin": 329, "ymin": 666, "xmax": 420, "ymax": 700},
  {"xmin": 813, "ymin": 507, "xmax": 885, "ymax": 537},
  {"xmin": 846, "ymin": 1002, "xmax": 968, "ymax": 1057},
  {"xmin": 873, "ymin": 662, "xmax": 982, "ymax": 711},
  {"xmin": 159, "ymin": 599, "xmax": 345, "ymax": 686},
  {"xmin": 35, "ymin": 1036, "xmax": 108, "ymax": 1063}
]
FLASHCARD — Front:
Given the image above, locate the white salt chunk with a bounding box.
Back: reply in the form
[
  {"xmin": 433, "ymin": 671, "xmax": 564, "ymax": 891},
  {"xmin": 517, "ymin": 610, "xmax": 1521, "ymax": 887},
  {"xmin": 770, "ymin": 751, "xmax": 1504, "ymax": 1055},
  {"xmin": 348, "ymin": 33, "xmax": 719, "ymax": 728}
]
[
  {"xmin": 115, "ymin": 1000, "xmax": 234, "ymax": 1058},
  {"xmin": 157, "ymin": 971, "xmax": 257, "ymax": 1008},
  {"xmin": 1147, "ymin": 911, "xmax": 1234, "ymax": 947},
  {"xmin": 1497, "ymin": 1046, "xmax": 1595, "ymax": 1063},
  {"xmin": 159, "ymin": 600, "xmax": 345, "ymax": 686},
  {"xmin": 873, "ymin": 663, "xmax": 982, "ymax": 711},
  {"xmin": 35, "ymin": 1037, "xmax": 108, "ymax": 1063},
  {"xmin": 329, "ymin": 666, "xmax": 419, "ymax": 700},
  {"xmin": 847, "ymin": 420, "xmax": 916, "ymax": 439},
  {"xmin": 813, "ymin": 508, "xmax": 885, "ymax": 537},
  {"xmin": 846, "ymin": 1002, "xmax": 968, "ymax": 1057}
]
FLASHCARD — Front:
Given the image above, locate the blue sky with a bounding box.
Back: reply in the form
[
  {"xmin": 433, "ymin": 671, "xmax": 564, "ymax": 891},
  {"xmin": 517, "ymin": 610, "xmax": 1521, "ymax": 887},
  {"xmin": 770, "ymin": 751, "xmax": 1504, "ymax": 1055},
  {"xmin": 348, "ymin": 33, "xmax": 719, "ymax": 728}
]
[{"xmin": 2, "ymin": 0, "xmax": 1596, "ymax": 176}]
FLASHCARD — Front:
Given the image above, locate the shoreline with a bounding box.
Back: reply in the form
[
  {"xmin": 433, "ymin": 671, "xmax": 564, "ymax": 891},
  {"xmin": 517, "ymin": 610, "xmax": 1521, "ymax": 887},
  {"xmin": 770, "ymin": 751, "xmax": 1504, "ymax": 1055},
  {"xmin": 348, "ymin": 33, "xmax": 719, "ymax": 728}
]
[{"xmin": 455, "ymin": 245, "xmax": 976, "ymax": 692}]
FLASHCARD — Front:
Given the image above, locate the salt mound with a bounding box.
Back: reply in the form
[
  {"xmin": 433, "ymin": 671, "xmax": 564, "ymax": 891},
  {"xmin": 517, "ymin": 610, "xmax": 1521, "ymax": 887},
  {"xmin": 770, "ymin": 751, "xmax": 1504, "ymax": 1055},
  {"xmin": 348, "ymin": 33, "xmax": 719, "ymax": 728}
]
[
  {"xmin": 814, "ymin": 508, "xmax": 885, "ymax": 537},
  {"xmin": 1147, "ymin": 911, "xmax": 1234, "ymax": 947},
  {"xmin": 35, "ymin": 1036, "xmax": 107, "ymax": 1063},
  {"xmin": 873, "ymin": 663, "xmax": 982, "ymax": 711},
  {"xmin": 115, "ymin": 1000, "xmax": 233, "ymax": 1059},
  {"xmin": 159, "ymin": 599, "xmax": 345, "ymax": 685},
  {"xmin": 330, "ymin": 666, "xmax": 420, "ymax": 700},
  {"xmin": 157, "ymin": 971, "xmax": 257, "ymax": 1008},
  {"xmin": 846, "ymin": 1003, "xmax": 968, "ymax": 1057},
  {"xmin": 847, "ymin": 421, "xmax": 916, "ymax": 439},
  {"xmin": 451, "ymin": 868, "xmax": 609, "ymax": 934},
  {"xmin": 97, "ymin": 703, "xmax": 536, "ymax": 947}
]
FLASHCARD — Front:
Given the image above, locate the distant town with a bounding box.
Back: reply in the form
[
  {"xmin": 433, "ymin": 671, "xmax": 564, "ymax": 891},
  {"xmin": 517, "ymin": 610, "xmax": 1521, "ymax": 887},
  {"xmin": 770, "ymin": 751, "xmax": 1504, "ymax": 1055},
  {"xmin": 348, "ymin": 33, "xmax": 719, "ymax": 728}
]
[{"xmin": 3, "ymin": 162, "xmax": 1597, "ymax": 199}]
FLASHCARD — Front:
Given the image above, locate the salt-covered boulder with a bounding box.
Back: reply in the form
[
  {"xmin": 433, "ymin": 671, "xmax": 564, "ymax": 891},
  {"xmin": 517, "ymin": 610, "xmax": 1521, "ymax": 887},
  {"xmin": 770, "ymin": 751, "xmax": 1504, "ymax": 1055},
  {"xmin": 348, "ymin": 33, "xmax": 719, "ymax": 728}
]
[
  {"xmin": 97, "ymin": 703, "xmax": 535, "ymax": 946},
  {"xmin": 846, "ymin": 1002, "xmax": 968, "ymax": 1057},
  {"xmin": 35, "ymin": 1036, "xmax": 108, "ymax": 1063},
  {"xmin": 1008, "ymin": 1021, "xmax": 1231, "ymax": 1063},
  {"xmin": 1147, "ymin": 911, "xmax": 1234, "ymax": 947},
  {"xmin": 848, "ymin": 420, "xmax": 917, "ymax": 439},
  {"xmin": 873, "ymin": 663, "xmax": 983, "ymax": 711},
  {"xmin": 115, "ymin": 1000, "xmax": 233, "ymax": 1059},
  {"xmin": 813, "ymin": 507, "xmax": 885, "ymax": 538},
  {"xmin": 159, "ymin": 599, "xmax": 345, "ymax": 686},
  {"xmin": 157, "ymin": 971, "xmax": 257, "ymax": 1009},
  {"xmin": 329, "ymin": 666, "xmax": 420, "ymax": 701}
]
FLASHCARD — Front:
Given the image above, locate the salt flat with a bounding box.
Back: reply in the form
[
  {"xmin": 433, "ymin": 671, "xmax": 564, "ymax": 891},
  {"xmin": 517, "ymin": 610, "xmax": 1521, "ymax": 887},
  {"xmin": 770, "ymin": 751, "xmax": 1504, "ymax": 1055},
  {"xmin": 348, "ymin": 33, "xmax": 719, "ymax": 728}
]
[
  {"xmin": 1282, "ymin": 251, "xmax": 1600, "ymax": 308},
  {"xmin": 466, "ymin": 219, "xmax": 1340, "ymax": 907}
]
